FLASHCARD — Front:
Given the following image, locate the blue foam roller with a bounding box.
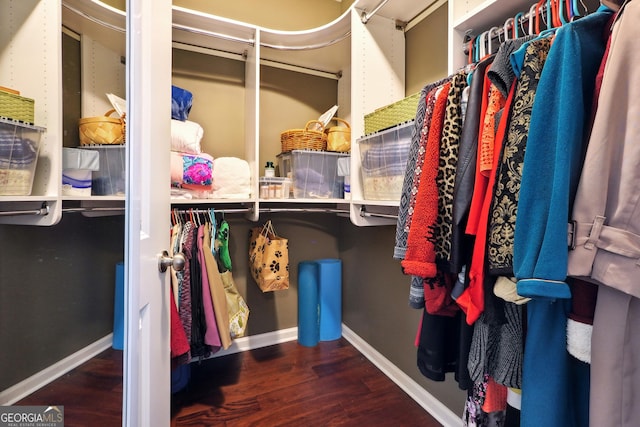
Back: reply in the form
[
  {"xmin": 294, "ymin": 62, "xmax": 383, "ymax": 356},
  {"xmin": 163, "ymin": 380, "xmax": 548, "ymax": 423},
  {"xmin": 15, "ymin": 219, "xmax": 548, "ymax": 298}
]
[
  {"xmin": 297, "ymin": 261, "xmax": 320, "ymax": 347},
  {"xmin": 113, "ymin": 262, "xmax": 125, "ymax": 350},
  {"xmin": 317, "ymin": 258, "xmax": 342, "ymax": 341}
]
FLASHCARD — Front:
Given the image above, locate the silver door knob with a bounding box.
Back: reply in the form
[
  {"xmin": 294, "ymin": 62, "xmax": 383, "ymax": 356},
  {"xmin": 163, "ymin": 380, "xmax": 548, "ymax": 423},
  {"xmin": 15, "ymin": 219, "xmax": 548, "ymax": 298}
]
[{"xmin": 158, "ymin": 250, "xmax": 186, "ymax": 273}]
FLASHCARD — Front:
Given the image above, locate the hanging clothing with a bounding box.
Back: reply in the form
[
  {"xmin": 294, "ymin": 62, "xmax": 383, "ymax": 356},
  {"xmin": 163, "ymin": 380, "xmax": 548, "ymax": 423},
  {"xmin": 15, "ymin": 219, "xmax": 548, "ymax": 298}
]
[
  {"xmin": 178, "ymin": 221, "xmax": 194, "ymax": 348},
  {"xmin": 433, "ymin": 71, "xmax": 468, "ymax": 270},
  {"xmin": 170, "ymin": 291, "xmax": 190, "ymax": 364},
  {"xmin": 395, "ymin": 78, "xmax": 451, "ymax": 309},
  {"xmin": 456, "ymin": 81, "xmax": 517, "ymax": 326},
  {"xmin": 402, "ymin": 82, "xmax": 450, "ymax": 281},
  {"xmin": 187, "ymin": 224, "xmax": 209, "ymax": 359},
  {"xmin": 486, "ymin": 37, "xmax": 552, "ymax": 277},
  {"xmin": 395, "ymin": 77, "xmax": 452, "ymax": 261},
  {"xmin": 563, "ymin": 3, "xmax": 640, "ymax": 425},
  {"xmin": 197, "ymin": 225, "xmax": 222, "ymax": 351},
  {"xmin": 203, "ymin": 223, "xmax": 232, "ymax": 349},
  {"xmin": 564, "ymin": 12, "xmax": 616, "ymax": 365},
  {"xmin": 511, "ymin": 8, "xmax": 614, "ymax": 427},
  {"xmin": 449, "ymin": 56, "xmax": 494, "ymax": 275}
]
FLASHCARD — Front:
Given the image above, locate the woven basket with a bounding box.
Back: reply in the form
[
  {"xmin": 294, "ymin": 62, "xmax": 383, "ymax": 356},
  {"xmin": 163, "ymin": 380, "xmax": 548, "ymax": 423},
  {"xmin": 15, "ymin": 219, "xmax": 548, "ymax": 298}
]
[
  {"xmin": 78, "ymin": 109, "xmax": 125, "ymax": 145},
  {"xmin": 280, "ymin": 120, "xmax": 327, "ymax": 152},
  {"xmin": 364, "ymin": 92, "xmax": 420, "ymax": 135},
  {"xmin": 0, "ymin": 90, "xmax": 35, "ymax": 124},
  {"xmin": 326, "ymin": 118, "xmax": 351, "ymax": 152}
]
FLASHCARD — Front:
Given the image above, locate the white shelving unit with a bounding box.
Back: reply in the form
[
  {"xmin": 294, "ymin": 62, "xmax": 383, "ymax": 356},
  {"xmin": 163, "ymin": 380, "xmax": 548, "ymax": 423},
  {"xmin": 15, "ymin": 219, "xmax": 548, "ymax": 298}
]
[
  {"xmin": 2, "ymin": 0, "xmax": 529, "ymax": 227},
  {"xmin": 0, "ymin": 0, "xmax": 62, "ymax": 225}
]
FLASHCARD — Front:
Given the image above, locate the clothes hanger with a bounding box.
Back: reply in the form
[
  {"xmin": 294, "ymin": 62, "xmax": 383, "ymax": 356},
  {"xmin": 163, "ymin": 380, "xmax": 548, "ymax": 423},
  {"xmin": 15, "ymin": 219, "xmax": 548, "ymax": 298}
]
[
  {"xmin": 566, "ymin": 0, "xmax": 574, "ymax": 21},
  {"xmin": 518, "ymin": 12, "xmax": 529, "ymax": 36},
  {"xmin": 573, "ymin": 0, "xmax": 587, "ymax": 17},
  {"xmin": 546, "ymin": 0, "xmax": 554, "ymax": 28},
  {"xmin": 513, "ymin": 12, "xmax": 524, "ymax": 38},
  {"xmin": 536, "ymin": 0, "xmax": 546, "ymax": 33},
  {"xmin": 528, "ymin": 4, "xmax": 538, "ymax": 35},
  {"xmin": 209, "ymin": 208, "xmax": 217, "ymax": 253},
  {"xmin": 503, "ymin": 17, "xmax": 514, "ymax": 41},
  {"xmin": 467, "ymin": 37, "xmax": 475, "ymax": 65},
  {"xmin": 487, "ymin": 27, "xmax": 500, "ymax": 55},
  {"xmin": 558, "ymin": 0, "xmax": 568, "ymax": 25},
  {"xmin": 552, "ymin": 0, "xmax": 562, "ymax": 27},
  {"xmin": 480, "ymin": 30, "xmax": 490, "ymax": 59},
  {"xmin": 465, "ymin": 36, "xmax": 475, "ymax": 86}
]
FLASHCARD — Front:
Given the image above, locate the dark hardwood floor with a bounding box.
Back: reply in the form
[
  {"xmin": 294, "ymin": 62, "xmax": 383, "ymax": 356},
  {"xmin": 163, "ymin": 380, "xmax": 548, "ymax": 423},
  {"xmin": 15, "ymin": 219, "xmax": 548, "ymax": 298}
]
[{"xmin": 17, "ymin": 338, "xmax": 444, "ymax": 426}]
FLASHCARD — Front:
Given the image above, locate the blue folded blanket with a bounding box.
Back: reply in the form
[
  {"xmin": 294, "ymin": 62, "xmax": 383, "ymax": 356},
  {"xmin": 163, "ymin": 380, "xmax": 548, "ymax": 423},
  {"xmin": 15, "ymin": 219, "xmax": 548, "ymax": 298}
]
[{"xmin": 171, "ymin": 85, "xmax": 193, "ymax": 121}]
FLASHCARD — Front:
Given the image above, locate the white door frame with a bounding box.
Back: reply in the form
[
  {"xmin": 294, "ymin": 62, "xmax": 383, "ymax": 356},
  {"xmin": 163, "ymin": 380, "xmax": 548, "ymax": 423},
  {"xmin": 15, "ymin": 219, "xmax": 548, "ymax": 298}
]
[{"xmin": 123, "ymin": 0, "xmax": 173, "ymax": 426}]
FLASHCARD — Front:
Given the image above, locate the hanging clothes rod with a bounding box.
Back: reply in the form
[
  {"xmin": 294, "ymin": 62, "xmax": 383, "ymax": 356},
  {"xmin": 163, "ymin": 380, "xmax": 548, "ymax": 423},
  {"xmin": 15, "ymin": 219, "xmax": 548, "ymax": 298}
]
[
  {"xmin": 358, "ymin": 205, "xmax": 398, "ymax": 219},
  {"xmin": 0, "ymin": 203, "xmax": 49, "ymax": 217},
  {"xmin": 361, "ymin": 0, "xmax": 390, "ymax": 24},
  {"xmin": 172, "ymin": 207, "xmax": 351, "ymax": 215},
  {"xmin": 63, "ymin": 2, "xmax": 352, "ymax": 52},
  {"xmin": 0, "ymin": 204, "xmax": 394, "ymax": 219},
  {"xmin": 360, "ymin": 211, "xmax": 398, "ymax": 219},
  {"xmin": 62, "ymin": 2, "xmax": 125, "ymax": 34}
]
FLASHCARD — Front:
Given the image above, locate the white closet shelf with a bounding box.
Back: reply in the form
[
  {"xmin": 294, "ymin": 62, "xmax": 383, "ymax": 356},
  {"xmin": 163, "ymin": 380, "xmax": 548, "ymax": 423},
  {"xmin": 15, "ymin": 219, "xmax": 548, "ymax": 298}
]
[
  {"xmin": 452, "ymin": 0, "xmax": 535, "ymax": 32},
  {"xmin": 62, "ymin": 0, "xmax": 126, "ymax": 56},
  {"xmin": 354, "ymin": 0, "xmax": 434, "ymax": 24}
]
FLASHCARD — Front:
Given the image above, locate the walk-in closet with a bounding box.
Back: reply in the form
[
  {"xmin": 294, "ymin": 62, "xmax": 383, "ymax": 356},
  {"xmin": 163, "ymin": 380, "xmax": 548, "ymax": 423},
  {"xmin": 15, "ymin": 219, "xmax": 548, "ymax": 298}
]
[{"xmin": 1, "ymin": 0, "xmax": 634, "ymax": 426}]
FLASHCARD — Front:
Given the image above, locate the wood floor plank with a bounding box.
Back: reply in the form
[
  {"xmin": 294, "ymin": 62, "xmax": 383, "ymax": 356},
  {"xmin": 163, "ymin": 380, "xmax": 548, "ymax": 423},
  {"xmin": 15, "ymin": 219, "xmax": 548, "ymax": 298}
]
[{"xmin": 17, "ymin": 338, "xmax": 443, "ymax": 426}]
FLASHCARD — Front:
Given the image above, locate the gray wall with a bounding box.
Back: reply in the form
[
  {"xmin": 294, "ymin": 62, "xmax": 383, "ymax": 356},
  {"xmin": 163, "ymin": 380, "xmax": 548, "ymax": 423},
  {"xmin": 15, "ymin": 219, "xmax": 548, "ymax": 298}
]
[
  {"xmin": 339, "ymin": 221, "xmax": 466, "ymax": 413},
  {"xmin": 0, "ymin": 215, "xmax": 124, "ymax": 389}
]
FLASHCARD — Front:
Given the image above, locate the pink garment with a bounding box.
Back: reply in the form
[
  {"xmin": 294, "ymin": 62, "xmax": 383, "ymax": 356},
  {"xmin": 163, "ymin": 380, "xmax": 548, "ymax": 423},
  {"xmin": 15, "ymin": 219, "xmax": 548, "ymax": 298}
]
[
  {"xmin": 170, "ymin": 292, "xmax": 190, "ymax": 360},
  {"xmin": 197, "ymin": 225, "xmax": 222, "ymax": 350}
]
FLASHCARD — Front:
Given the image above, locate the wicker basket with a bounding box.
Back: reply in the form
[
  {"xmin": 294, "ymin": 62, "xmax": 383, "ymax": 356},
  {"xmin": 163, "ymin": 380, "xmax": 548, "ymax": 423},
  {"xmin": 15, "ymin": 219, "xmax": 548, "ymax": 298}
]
[
  {"xmin": 78, "ymin": 109, "xmax": 125, "ymax": 146},
  {"xmin": 364, "ymin": 92, "xmax": 420, "ymax": 135},
  {"xmin": 326, "ymin": 118, "xmax": 351, "ymax": 152},
  {"xmin": 280, "ymin": 120, "xmax": 327, "ymax": 152},
  {"xmin": 0, "ymin": 90, "xmax": 35, "ymax": 124}
]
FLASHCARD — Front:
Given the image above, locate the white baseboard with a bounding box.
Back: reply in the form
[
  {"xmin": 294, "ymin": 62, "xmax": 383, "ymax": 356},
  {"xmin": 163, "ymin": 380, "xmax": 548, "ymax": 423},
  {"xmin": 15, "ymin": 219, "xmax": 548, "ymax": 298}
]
[
  {"xmin": 342, "ymin": 325, "xmax": 462, "ymax": 427},
  {"xmin": 0, "ymin": 334, "xmax": 114, "ymax": 406}
]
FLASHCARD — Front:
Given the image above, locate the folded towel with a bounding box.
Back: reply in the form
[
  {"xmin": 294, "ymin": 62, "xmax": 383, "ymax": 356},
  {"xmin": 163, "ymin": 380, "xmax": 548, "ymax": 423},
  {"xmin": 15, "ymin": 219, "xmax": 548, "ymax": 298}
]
[
  {"xmin": 171, "ymin": 119, "xmax": 203, "ymax": 154},
  {"xmin": 211, "ymin": 157, "xmax": 251, "ymax": 199},
  {"xmin": 170, "ymin": 151, "xmax": 214, "ymax": 189}
]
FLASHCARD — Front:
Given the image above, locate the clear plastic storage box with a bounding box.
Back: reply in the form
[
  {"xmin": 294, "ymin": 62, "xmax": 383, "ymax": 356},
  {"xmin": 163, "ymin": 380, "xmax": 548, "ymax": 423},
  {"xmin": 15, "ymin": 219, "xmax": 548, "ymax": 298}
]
[
  {"xmin": 357, "ymin": 121, "xmax": 413, "ymax": 201},
  {"xmin": 277, "ymin": 150, "xmax": 349, "ymax": 199},
  {"xmin": 79, "ymin": 145, "xmax": 126, "ymax": 196},
  {"xmin": 62, "ymin": 147, "xmax": 100, "ymax": 196},
  {"xmin": 0, "ymin": 118, "xmax": 44, "ymax": 196}
]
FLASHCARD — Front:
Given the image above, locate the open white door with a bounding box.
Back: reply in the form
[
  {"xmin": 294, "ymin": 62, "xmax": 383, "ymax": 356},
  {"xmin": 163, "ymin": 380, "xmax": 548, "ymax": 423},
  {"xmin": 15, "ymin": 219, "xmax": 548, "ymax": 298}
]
[{"xmin": 123, "ymin": 0, "xmax": 172, "ymax": 426}]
